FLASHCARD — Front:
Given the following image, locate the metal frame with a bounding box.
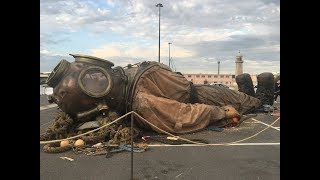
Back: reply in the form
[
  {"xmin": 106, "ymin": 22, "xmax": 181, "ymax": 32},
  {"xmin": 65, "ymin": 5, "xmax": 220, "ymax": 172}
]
[{"xmin": 78, "ymin": 66, "xmax": 113, "ymax": 98}]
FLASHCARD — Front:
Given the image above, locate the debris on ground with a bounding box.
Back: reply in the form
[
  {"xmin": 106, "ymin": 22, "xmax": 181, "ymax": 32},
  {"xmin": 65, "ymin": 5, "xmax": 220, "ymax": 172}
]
[
  {"xmin": 166, "ymin": 136, "xmax": 179, "ymax": 140},
  {"xmin": 141, "ymin": 135, "xmax": 209, "ymax": 145},
  {"xmin": 40, "ymin": 110, "xmax": 141, "ymax": 155},
  {"xmin": 41, "ymin": 107, "xmax": 277, "ymax": 157},
  {"xmin": 59, "ymin": 157, "xmax": 74, "ymax": 161},
  {"xmin": 74, "ymin": 139, "xmax": 85, "ymax": 147},
  {"xmin": 271, "ymin": 113, "xmax": 280, "ymax": 117},
  {"xmin": 92, "ymin": 143, "xmax": 103, "ymax": 148},
  {"xmin": 71, "ymin": 142, "xmax": 148, "ymax": 156}
]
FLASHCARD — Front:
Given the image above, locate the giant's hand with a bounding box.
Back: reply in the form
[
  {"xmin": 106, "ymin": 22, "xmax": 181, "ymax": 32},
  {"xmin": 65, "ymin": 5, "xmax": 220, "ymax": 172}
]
[{"xmin": 222, "ymin": 105, "xmax": 241, "ymax": 119}]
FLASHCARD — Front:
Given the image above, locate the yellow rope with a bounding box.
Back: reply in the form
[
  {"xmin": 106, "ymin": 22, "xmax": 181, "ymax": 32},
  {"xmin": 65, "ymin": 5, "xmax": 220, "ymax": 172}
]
[
  {"xmin": 132, "ymin": 112, "xmax": 206, "ymax": 145},
  {"xmin": 228, "ymin": 117, "xmax": 280, "ymax": 144},
  {"xmin": 40, "ymin": 111, "xmax": 280, "ymax": 147},
  {"xmin": 133, "ymin": 112, "xmax": 280, "ymax": 146},
  {"xmin": 40, "ymin": 111, "xmax": 133, "ymax": 144}
]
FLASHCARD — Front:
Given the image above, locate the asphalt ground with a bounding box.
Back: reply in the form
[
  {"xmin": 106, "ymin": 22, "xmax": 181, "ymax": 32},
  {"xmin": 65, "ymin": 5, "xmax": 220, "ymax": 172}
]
[{"xmin": 40, "ymin": 95, "xmax": 280, "ymax": 180}]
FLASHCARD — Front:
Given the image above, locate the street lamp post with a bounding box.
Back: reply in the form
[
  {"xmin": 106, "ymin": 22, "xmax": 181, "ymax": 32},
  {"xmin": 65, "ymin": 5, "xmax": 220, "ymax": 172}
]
[
  {"xmin": 168, "ymin": 42, "xmax": 172, "ymax": 68},
  {"xmin": 218, "ymin": 60, "xmax": 220, "ymax": 75},
  {"xmin": 156, "ymin": 3, "xmax": 163, "ymax": 63}
]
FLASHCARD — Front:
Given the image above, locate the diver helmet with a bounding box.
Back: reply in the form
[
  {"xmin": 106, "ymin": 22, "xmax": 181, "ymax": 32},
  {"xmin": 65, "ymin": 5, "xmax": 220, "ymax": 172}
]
[{"xmin": 46, "ymin": 54, "xmax": 127, "ymax": 120}]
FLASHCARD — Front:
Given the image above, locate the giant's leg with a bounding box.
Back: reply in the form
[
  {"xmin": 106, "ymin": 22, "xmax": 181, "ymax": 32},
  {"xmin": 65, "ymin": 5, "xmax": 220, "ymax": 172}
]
[
  {"xmin": 195, "ymin": 85, "xmax": 261, "ymax": 115},
  {"xmin": 256, "ymin": 72, "xmax": 275, "ymax": 106},
  {"xmin": 236, "ymin": 73, "xmax": 255, "ymax": 97}
]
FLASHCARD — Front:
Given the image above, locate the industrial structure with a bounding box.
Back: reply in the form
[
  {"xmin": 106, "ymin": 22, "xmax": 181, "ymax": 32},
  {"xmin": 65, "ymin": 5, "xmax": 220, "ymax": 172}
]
[
  {"xmin": 41, "ymin": 51, "xmax": 259, "ymax": 86},
  {"xmin": 235, "ymin": 51, "xmax": 244, "ymax": 77},
  {"xmin": 183, "ymin": 51, "xmax": 258, "ymax": 86}
]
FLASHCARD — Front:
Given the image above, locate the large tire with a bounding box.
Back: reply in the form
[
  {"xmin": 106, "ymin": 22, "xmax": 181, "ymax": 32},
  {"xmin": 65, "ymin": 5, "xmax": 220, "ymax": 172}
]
[
  {"xmin": 256, "ymin": 72, "xmax": 275, "ymax": 106},
  {"xmin": 235, "ymin": 73, "xmax": 255, "ymax": 97}
]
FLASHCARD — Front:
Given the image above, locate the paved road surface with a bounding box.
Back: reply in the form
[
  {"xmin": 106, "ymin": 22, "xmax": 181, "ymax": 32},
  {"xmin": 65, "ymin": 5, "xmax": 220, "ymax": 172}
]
[{"xmin": 40, "ymin": 95, "xmax": 280, "ymax": 180}]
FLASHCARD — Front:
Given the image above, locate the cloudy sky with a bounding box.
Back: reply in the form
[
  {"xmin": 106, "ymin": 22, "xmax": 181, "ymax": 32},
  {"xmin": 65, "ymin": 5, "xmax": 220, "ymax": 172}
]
[{"xmin": 40, "ymin": 0, "xmax": 279, "ymax": 75}]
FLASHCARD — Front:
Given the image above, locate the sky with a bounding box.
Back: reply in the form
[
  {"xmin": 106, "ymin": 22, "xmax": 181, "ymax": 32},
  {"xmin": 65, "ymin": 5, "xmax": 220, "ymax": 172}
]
[{"xmin": 40, "ymin": 0, "xmax": 280, "ymax": 75}]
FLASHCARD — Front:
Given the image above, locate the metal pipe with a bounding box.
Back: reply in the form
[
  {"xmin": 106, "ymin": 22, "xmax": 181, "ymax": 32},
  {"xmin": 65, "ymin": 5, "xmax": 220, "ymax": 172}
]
[
  {"xmin": 130, "ymin": 113, "xmax": 134, "ymax": 180},
  {"xmin": 156, "ymin": 3, "xmax": 163, "ymax": 63},
  {"xmin": 168, "ymin": 42, "xmax": 172, "ymax": 68},
  {"xmin": 218, "ymin": 60, "xmax": 220, "ymax": 75}
]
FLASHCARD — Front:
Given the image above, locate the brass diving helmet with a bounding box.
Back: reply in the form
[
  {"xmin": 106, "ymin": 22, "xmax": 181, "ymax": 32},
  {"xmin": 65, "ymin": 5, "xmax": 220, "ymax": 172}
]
[{"xmin": 46, "ymin": 54, "xmax": 127, "ymax": 120}]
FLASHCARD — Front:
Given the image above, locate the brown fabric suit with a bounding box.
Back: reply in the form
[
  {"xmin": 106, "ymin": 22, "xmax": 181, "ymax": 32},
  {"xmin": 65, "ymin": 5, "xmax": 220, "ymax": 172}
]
[
  {"xmin": 131, "ymin": 65, "xmax": 261, "ymax": 134},
  {"xmin": 47, "ymin": 55, "xmax": 262, "ymax": 135}
]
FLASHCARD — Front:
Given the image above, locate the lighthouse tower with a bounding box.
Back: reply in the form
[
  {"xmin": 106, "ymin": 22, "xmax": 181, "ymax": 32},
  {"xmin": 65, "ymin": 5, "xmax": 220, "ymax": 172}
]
[{"xmin": 235, "ymin": 51, "xmax": 243, "ymax": 77}]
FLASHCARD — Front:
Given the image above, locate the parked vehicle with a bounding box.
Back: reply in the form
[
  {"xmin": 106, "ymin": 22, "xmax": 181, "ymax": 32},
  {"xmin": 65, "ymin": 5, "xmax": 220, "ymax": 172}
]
[{"xmin": 208, "ymin": 83, "xmax": 229, "ymax": 89}]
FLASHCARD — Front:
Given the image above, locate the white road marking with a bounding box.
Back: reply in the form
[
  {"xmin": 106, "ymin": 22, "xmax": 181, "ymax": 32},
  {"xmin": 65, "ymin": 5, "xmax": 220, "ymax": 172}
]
[
  {"xmin": 40, "ymin": 104, "xmax": 58, "ymax": 111},
  {"xmin": 251, "ymin": 118, "xmax": 280, "ymax": 131},
  {"xmin": 149, "ymin": 142, "xmax": 280, "ymax": 147},
  {"xmin": 175, "ymin": 173, "xmax": 183, "ymax": 178}
]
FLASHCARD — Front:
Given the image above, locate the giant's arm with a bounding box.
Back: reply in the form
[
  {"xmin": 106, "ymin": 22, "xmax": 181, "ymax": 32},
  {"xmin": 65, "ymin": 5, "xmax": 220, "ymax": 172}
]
[{"xmin": 132, "ymin": 92, "xmax": 228, "ymax": 134}]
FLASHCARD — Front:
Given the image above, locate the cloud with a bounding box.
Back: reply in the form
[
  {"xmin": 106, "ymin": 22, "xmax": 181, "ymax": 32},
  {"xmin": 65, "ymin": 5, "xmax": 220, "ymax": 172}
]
[
  {"xmin": 90, "ymin": 42, "xmax": 194, "ymax": 59},
  {"xmin": 41, "ymin": 0, "xmax": 279, "ymax": 36},
  {"xmin": 40, "ymin": 0, "xmax": 279, "ymax": 74},
  {"xmin": 40, "ymin": 0, "xmax": 112, "ymax": 33},
  {"xmin": 40, "ymin": 53, "xmax": 73, "ymax": 72},
  {"xmin": 91, "ymin": 45, "xmax": 123, "ymax": 58}
]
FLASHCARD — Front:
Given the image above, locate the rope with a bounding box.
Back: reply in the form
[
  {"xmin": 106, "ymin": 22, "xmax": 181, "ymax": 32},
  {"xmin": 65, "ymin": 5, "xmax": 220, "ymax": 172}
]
[
  {"xmin": 133, "ymin": 111, "xmax": 280, "ymax": 146},
  {"xmin": 228, "ymin": 117, "xmax": 280, "ymax": 144},
  {"xmin": 40, "ymin": 111, "xmax": 280, "ymax": 147},
  {"xmin": 132, "ymin": 112, "xmax": 206, "ymax": 145},
  {"xmin": 40, "ymin": 111, "xmax": 132, "ymax": 144},
  {"xmin": 148, "ymin": 143, "xmax": 280, "ymax": 147}
]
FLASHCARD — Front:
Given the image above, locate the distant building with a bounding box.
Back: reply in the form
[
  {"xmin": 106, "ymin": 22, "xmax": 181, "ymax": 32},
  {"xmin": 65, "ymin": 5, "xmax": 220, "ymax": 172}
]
[
  {"xmin": 182, "ymin": 73, "xmax": 257, "ymax": 86},
  {"xmin": 183, "ymin": 51, "xmax": 257, "ymax": 86},
  {"xmin": 235, "ymin": 51, "xmax": 243, "ymax": 77},
  {"xmin": 40, "ymin": 72, "xmax": 51, "ymax": 84}
]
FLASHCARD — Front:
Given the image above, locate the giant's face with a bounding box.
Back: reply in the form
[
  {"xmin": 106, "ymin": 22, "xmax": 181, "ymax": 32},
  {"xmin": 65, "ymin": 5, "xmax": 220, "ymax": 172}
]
[
  {"xmin": 47, "ymin": 55, "xmax": 115, "ymax": 117},
  {"xmin": 51, "ymin": 62, "xmax": 98, "ymax": 116}
]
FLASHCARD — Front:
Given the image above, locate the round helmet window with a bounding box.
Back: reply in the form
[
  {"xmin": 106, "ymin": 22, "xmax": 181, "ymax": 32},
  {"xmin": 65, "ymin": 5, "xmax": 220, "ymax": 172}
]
[{"xmin": 78, "ymin": 66, "xmax": 112, "ymax": 98}]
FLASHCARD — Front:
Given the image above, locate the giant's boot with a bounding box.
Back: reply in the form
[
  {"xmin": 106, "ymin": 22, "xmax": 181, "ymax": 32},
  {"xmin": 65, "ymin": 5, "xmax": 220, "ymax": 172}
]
[
  {"xmin": 255, "ymin": 72, "xmax": 275, "ymax": 106},
  {"xmin": 235, "ymin": 73, "xmax": 255, "ymax": 97}
]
